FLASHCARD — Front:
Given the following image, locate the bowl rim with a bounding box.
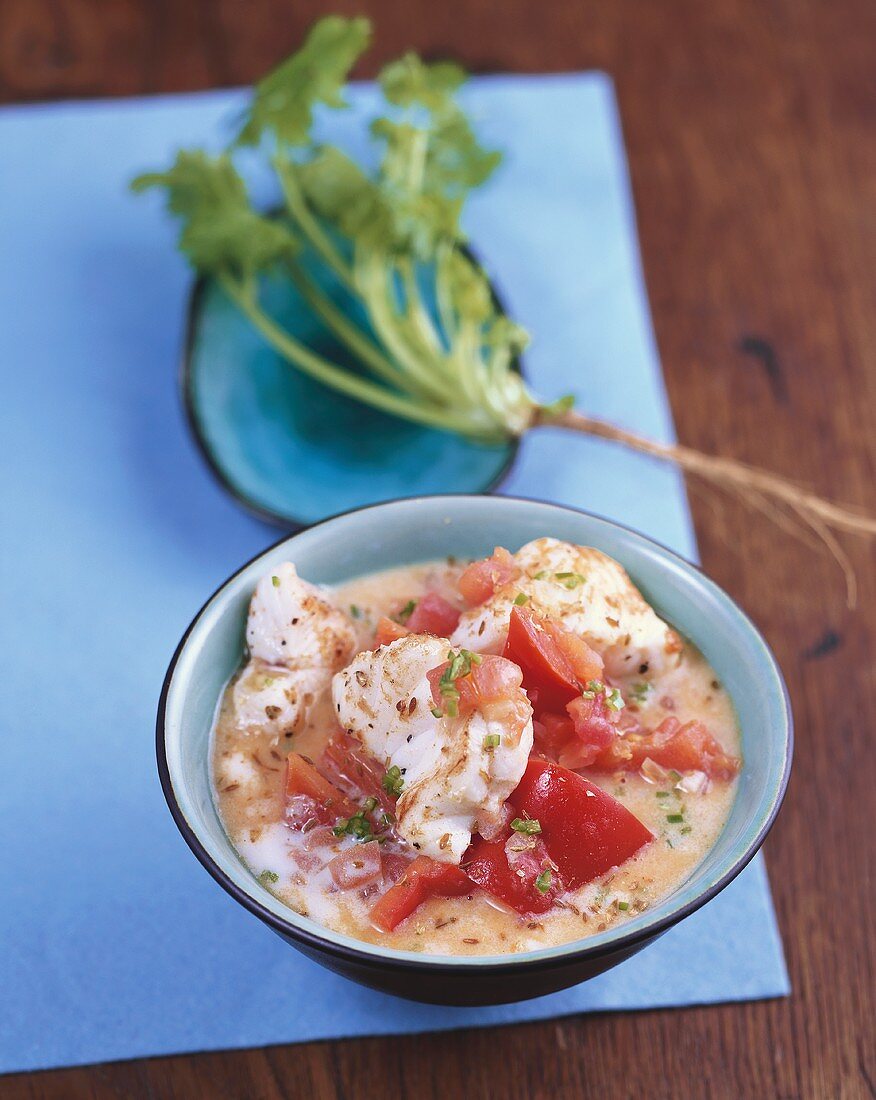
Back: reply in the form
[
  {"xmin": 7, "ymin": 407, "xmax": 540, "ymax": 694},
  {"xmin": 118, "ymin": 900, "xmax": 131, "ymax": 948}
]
[
  {"xmin": 156, "ymin": 493, "xmax": 793, "ymax": 976},
  {"xmin": 179, "ymin": 243, "xmax": 523, "ymax": 531}
]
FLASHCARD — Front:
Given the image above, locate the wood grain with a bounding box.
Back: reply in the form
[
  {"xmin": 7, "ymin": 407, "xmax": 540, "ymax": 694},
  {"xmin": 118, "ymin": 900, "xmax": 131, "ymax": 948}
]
[{"xmin": 2, "ymin": 1, "xmax": 873, "ymax": 1097}]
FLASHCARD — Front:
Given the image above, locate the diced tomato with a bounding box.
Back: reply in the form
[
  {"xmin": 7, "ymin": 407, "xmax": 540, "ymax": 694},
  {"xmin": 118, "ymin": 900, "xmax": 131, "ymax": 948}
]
[
  {"xmin": 503, "ymin": 606, "xmax": 581, "ymax": 711},
  {"xmin": 510, "ymin": 758, "xmax": 653, "ymax": 888},
  {"xmin": 319, "ymin": 730, "xmax": 396, "ymax": 815},
  {"xmin": 594, "ymin": 717, "xmax": 741, "ymax": 780},
  {"xmin": 327, "ymin": 841, "xmax": 384, "ymax": 890},
  {"xmin": 564, "ymin": 693, "xmax": 617, "ymax": 767},
  {"xmin": 464, "ymin": 836, "xmax": 562, "ymax": 914},
  {"xmin": 532, "ymin": 712, "xmax": 576, "ymax": 760},
  {"xmin": 426, "ymin": 654, "xmax": 531, "ymax": 741},
  {"xmin": 547, "ymin": 622, "xmax": 604, "ymax": 683},
  {"xmin": 370, "ymin": 855, "xmax": 471, "ymax": 932},
  {"xmin": 405, "ymin": 592, "xmax": 461, "ymax": 636},
  {"xmin": 458, "ymin": 546, "xmax": 518, "ymax": 606},
  {"xmin": 374, "ymin": 616, "xmax": 410, "ymax": 647},
  {"xmin": 284, "ymin": 754, "xmax": 357, "ymax": 825}
]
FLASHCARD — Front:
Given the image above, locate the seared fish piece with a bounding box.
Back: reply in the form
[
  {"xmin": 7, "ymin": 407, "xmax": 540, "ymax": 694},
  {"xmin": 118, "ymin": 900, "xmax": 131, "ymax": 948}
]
[
  {"xmin": 451, "ymin": 537, "xmax": 681, "ymax": 678},
  {"xmin": 333, "ymin": 634, "xmax": 533, "ymax": 863}
]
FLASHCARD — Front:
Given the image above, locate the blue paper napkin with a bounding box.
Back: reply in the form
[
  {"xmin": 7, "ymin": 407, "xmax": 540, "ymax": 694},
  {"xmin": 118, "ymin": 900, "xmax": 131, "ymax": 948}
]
[{"xmin": 0, "ymin": 74, "xmax": 789, "ymax": 1075}]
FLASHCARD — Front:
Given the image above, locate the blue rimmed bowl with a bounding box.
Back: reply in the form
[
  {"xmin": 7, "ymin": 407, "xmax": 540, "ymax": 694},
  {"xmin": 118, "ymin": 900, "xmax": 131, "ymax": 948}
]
[{"xmin": 157, "ymin": 495, "xmax": 792, "ymax": 1005}]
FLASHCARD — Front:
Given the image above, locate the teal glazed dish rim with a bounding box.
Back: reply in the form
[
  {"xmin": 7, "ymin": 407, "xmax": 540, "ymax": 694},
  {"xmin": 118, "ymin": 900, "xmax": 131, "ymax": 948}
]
[
  {"xmin": 157, "ymin": 495, "xmax": 792, "ymax": 1003},
  {"xmin": 179, "ymin": 244, "xmax": 523, "ymax": 531}
]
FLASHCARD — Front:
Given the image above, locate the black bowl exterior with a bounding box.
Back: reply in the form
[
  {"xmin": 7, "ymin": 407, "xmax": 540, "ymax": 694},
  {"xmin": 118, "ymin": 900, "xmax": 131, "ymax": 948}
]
[{"xmin": 266, "ymin": 924, "xmax": 661, "ymax": 1006}]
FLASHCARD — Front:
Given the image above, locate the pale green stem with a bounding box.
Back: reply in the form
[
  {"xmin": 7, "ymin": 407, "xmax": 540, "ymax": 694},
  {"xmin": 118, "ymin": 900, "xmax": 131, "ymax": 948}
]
[
  {"xmin": 219, "ymin": 274, "xmax": 491, "ymax": 436},
  {"xmin": 274, "ymin": 158, "xmax": 355, "ymax": 292},
  {"xmin": 283, "ymin": 260, "xmax": 417, "ymax": 395}
]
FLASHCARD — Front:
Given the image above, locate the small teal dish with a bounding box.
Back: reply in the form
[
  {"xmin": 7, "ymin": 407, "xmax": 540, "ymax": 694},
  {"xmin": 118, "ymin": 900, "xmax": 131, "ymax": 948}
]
[
  {"xmin": 182, "ymin": 256, "xmax": 519, "ymax": 529},
  {"xmin": 157, "ymin": 495, "xmax": 792, "ymax": 1006}
]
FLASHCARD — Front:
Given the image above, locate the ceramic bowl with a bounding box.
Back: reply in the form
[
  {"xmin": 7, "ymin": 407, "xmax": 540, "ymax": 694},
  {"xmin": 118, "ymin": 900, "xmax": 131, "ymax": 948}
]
[
  {"xmin": 182, "ymin": 251, "xmax": 519, "ymax": 529},
  {"xmin": 157, "ymin": 495, "xmax": 792, "ymax": 1006}
]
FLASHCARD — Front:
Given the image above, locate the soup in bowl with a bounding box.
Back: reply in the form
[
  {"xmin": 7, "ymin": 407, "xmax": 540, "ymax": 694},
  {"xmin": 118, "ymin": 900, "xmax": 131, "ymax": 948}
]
[{"xmin": 158, "ymin": 496, "xmax": 791, "ymax": 1005}]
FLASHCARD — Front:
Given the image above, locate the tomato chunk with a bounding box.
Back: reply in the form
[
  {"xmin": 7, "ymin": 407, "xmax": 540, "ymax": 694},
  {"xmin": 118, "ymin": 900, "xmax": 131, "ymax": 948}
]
[
  {"xmin": 510, "ymin": 758, "xmax": 653, "ymax": 888},
  {"xmin": 370, "ymin": 856, "xmax": 471, "ymax": 931},
  {"xmin": 547, "ymin": 622, "xmax": 604, "ymax": 683},
  {"xmin": 426, "ymin": 654, "xmax": 531, "ymax": 742},
  {"xmin": 319, "ymin": 730, "xmax": 396, "ymax": 814},
  {"xmin": 464, "ymin": 836, "xmax": 562, "ymax": 914},
  {"xmin": 374, "ymin": 616, "xmax": 410, "ymax": 647},
  {"xmin": 594, "ymin": 717, "xmax": 740, "ymax": 780},
  {"xmin": 503, "ymin": 606, "xmax": 581, "ymax": 711},
  {"xmin": 564, "ymin": 693, "xmax": 617, "ymax": 767},
  {"xmin": 284, "ymin": 753, "xmax": 357, "ymax": 823},
  {"xmin": 458, "ymin": 546, "xmax": 518, "ymax": 606},
  {"xmin": 405, "ymin": 592, "xmax": 461, "ymax": 636}
]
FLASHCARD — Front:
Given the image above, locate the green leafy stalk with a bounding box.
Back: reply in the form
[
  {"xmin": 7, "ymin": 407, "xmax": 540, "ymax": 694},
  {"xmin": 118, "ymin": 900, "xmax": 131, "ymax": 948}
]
[{"xmin": 132, "ymin": 16, "xmax": 541, "ymax": 445}]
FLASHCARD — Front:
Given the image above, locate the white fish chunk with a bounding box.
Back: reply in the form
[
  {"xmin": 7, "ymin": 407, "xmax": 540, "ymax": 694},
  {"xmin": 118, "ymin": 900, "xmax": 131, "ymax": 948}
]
[
  {"xmin": 246, "ymin": 562, "xmax": 357, "ymax": 671},
  {"xmin": 451, "ymin": 537, "xmax": 681, "ymax": 677},
  {"xmin": 332, "ymin": 635, "xmax": 533, "ymax": 863},
  {"xmin": 232, "ymin": 661, "xmax": 329, "ymax": 737},
  {"xmin": 234, "ymin": 562, "xmax": 356, "ymax": 734}
]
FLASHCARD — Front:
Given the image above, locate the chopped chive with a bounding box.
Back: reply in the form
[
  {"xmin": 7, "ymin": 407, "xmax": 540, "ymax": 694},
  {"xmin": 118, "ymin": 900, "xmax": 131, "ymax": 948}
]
[
  {"xmin": 656, "ymin": 791, "xmax": 670, "ymax": 799},
  {"xmin": 630, "ymin": 682, "xmax": 651, "ymax": 704},
  {"xmin": 483, "ymin": 733, "xmax": 501, "ymax": 750},
  {"xmin": 666, "ymin": 813, "xmax": 684, "ymax": 824},
  {"xmin": 617, "ymin": 900, "xmax": 629, "ymax": 911},
  {"xmin": 533, "ymin": 570, "xmax": 549, "ymax": 580},
  {"xmin": 668, "ymin": 770, "xmax": 682, "ymax": 783},
  {"xmin": 513, "ymin": 591, "xmax": 529, "ymax": 605},
  {"xmin": 362, "ymin": 796, "xmax": 378, "ymax": 813},
  {"xmin": 397, "ymin": 599, "xmax": 417, "ymax": 623},
  {"xmin": 431, "ymin": 707, "xmax": 444, "ymax": 718},
  {"xmin": 555, "ymin": 571, "xmax": 586, "ymax": 589},
  {"xmin": 535, "ymin": 869, "xmax": 552, "ymax": 894},
  {"xmin": 680, "ymin": 825, "xmax": 692, "ymax": 835},
  {"xmin": 511, "ymin": 816, "xmax": 541, "ymax": 835},
  {"xmin": 271, "ymin": 575, "xmax": 280, "ymax": 587},
  {"xmin": 605, "ymin": 687, "xmax": 625, "ymax": 711},
  {"xmin": 349, "ymin": 604, "xmax": 361, "ymax": 619},
  {"xmin": 382, "ymin": 765, "xmax": 404, "ymax": 798},
  {"xmin": 258, "ymin": 869, "xmax": 279, "ymax": 885}
]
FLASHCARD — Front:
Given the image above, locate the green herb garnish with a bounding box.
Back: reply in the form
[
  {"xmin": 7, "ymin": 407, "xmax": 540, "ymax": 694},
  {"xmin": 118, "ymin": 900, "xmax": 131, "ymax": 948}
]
[
  {"xmin": 533, "ymin": 570, "xmax": 549, "ymax": 580},
  {"xmin": 513, "ymin": 592, "xmax": 529, "ymax": 606},
  {"xmin": 617, "ymin": 900, "xmax": 629, "ymax": 911},
  {"xmin": 604, "ymin": 686, "xmax": 625, "ymax": 711},
  {"xmin": 630, "ymin": 682, "xmax": 651, "ymax": 704},
  {"xmin": 534, "ymin": 869, "xmax": 552, "ymax": 894},
  {"xmin": 397, "ymin": 599, "xmax": 417, "ymax": 623},
  {"xmin": 555, "ymin": 571, "xmax": 586, "ymax": 589},
  {"xmin": 349, "ymin": 604, "xmax": 361, "ymax": 619},
  {"xmin": 666, "ymin": 813, "xmax": 685, "ymax": 824},
  {"xmin": 271, "ymin": 575, "xmax": 281, "ymax": 587},
  {"xmin": 511, "ymin": 817, "xmax": 542, "ymax": 835},
  {"xmin": 483, "ymin": 733, "xmax": 501, "ymax": 750},
  {"xmin": 382, "ymin": 765, "xmax": 404, "ymax": 798},
  {"xmin": 258, "ymin": 869, "xmax": 279, "ymax": 885},
  {"xmin": 435, "ymin": 648, "xmax": 482, "ymax": 718}
]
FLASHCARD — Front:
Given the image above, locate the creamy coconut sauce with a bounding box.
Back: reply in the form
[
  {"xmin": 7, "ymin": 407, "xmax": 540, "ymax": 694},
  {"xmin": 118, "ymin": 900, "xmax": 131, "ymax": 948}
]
[{"xmin": 212, "ymin": 559, "xmax": 740, "ymax": 955}]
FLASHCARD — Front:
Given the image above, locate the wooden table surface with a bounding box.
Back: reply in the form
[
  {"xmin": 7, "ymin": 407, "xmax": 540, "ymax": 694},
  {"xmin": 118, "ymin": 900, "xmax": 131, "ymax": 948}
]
[{"xmin": 2, "ymin": 1, "xmax": 873, "ymax": 1096}]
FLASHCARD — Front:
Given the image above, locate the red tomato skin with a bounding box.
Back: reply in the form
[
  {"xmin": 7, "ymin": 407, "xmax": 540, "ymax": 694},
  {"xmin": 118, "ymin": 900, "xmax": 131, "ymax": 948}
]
[
  {"xmin": 510, "ymin": 759, "xmax": 653, "ymax": 888},
  {"xmin": 464, "ymin": 836, "xmax": 562, "ymax": 914},
  {"xmin": 370, "ymin": 856, "xmax": 470, "ymax": 931},
  {"xmin": 458, "ymin": 547, "xmax": 518, "ymax": 606},
  {"xmin": 503, "ymin": 606, "xmax": 581, "ymax": 711},
  {"xmin": 374, "ymin": 617, "xmax": 410, "ymax": 647},
  {"xmin": 405, "ymin": 592, "xmax": 461, "ymax": 636}
]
